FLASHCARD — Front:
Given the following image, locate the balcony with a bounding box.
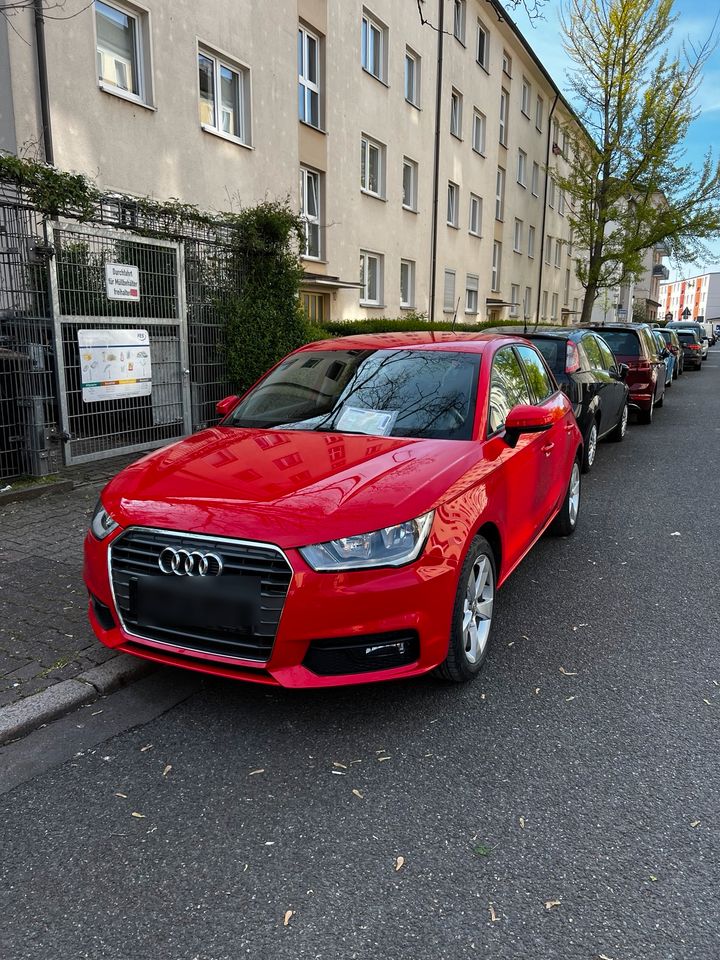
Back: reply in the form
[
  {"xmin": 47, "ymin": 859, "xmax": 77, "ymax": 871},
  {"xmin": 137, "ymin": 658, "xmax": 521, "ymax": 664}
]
[
  {"xmin": 654, "ymin": 240, "xmax": 670, "ymax": 255},
  {"xmin": 652, "ymin": 264, "xmax": 670, "ymax": 280}
]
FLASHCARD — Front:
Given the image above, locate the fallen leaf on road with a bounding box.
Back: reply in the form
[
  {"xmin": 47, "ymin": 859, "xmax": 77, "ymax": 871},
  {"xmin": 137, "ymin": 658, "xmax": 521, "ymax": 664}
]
[
  {"xmin": 378, "ymin": 756, "xmax": 391, "ymax": 762},
  {"xmin": 352, "ymin": 789, "xmax": 364, "ymax": 799},
  {"xmin": 598, "ymin": 954, "xmax": 615, "ymax": 960},
  {"xmin": 560, "ymin": 667, "xmax": 577, "ymax": 676},
  {"xmin": 331, "ymin": 770, "xmax": 346, "ymax": 775},
  {"xmin": 91, "ymin": 710, "xmax": 103, "ymax": 716},
  {"xmin": 649, "ymin": 875, "xmax": 658, "ymax": 881},
  {"xmin": 162, "ymin": 765, "xmax": 172, "ymax": 777},
  {"xmin": 140, "ymin": 744, "xmax": 153, "ymax": 752},
  {"xmin": 508, "ymin": 641, "xmax": 515, "ymax": 647},
  {"xmin": 283, "ymin": 910, "xmax": 295, "ymax": 926},
  {"xmin": 565, "ymin": 696, "xmax": 576, "ymax": 702},
  {"xmin": 333, "ymin": 762, "xmax": 348, "ymax": 769},
  {"xmin": 519, "ymin": 817, "xmax": 525, "ymax": 829},
  {"xmin": 534, "ymin": 687, "xmax": 540, "ymax": 695},
  {"xmin": 131, "ymin": 812, "xmax": 145, "ymax": 819},
  {"xmin": 489, "ymin": 903, "xmax": 499, "ymax": 922},
  {"xmin": 670, "ymin": 531, "xmax": 681, "ymax": 536},
  {"xmin": 703, "ymin": 699, "xmax": 713, "ymax": 706},
  {"xmin": 249, "ymin": 768, "xmax": 264, "ymax": 775},
  {"xmin": 522, "ymin": 635, "xmax": 530, "ymax": 641},
  {"xmin": 114, "ymin": 792, "xmax": 127, "ymax": 798},
  {"xmin": 394, "ymin": 856, "xmax": 405, "ymax": 871},
  {"xmin": 545, "ymin": 900, "xmax": 561, "ymax": 910},
  {"xmin": 691, "ymin": 820, "xmax": 701, "ymax": 827}
]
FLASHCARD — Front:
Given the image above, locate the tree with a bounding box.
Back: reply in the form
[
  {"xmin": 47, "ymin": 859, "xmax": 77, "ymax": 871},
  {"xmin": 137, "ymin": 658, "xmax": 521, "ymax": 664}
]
[{"xmin": 556, "ymin": 0, "xmax": 720, "ymax": 324}]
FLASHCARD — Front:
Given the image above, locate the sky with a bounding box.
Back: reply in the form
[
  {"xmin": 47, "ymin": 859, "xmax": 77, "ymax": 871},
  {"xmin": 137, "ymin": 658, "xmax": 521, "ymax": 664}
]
[{"xmin": 510, "ymin": 0, "xmax": 720, "ymax": 280}]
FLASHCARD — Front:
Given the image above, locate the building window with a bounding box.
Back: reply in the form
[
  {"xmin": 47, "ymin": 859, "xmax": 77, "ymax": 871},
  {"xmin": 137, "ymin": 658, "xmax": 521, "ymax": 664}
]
[
  {"xmin": 564, "ymin": 268, "xmax": 571, "ymax": 306},
  {"xmin": 402, "ymin": 157, "xmax": 418, "ymax": 211},
  {"xmin": 524, "ymin": 285, "xmax": 532, "ymax": 318},
  {"xmin": 453, "ymin": 0, "xmax": 466, "ymax": 43},
  {"xmin": 95, "ymin": 1, "xmax": 146, "ymax": 100},
  {"xmin": 405, "ymin": 47, "xmax": 420, "ymax": 106},
  {"xmin": 466, "ymin": 274, "xmax": 479, "ymax": 314},
  {"xmin": 492, "ymin": 241, "xmax": 502, "ymax": 292},
  {"xmin": 513, "ymin": 218, "xmax": 523, "ymax": 253},
  {"xmin": 443, "ymin": 269, "xmax": 456, "ymax": 312},
  {"xmin": 469, "ymin": 193, "xmax": 482, "ymax": 236},
  {"xmin": 450, "ymin": 88, "xmax": 463, "ymax": 138},
  {"xmin": 551, "ymin": 292, "xmax": 559, "ymax": 320},
  {"xmin": 198, "ymin": 48, "xmax": 250, "ymax": 144},
  {"xmin": 361, "ymin": 9, "xmax": 386, "ymax": 82},
  {"xmin": 502, "ymin": 50, "xmax": 512, "ymax": 76},
  {"xmin": 495, "ymin": 167, "xmax": 505, "ymax": 221},
  {"xmin": 528, "ymin": 224, "xmax": 536, "ymax": 258},
  {"xmin": 517, "ymin": 148, "xmax": 527, "ymax": 187},
  {"xmin": 549, "ymin": 178, "xmax": 556, "ymax": 208},
  {"xmin": 555, "ymin": 240, "xmax": 562, "ymax": 268},
  {"xmin": 541, "ymin": 289, "xmax": 548, "ymax": 320},
  {"xmin": 447, "ymin": 181, "xmax": 459, "ymax": 227},
  {"xmin": 360, "ymin": 250, "xmax": 383, "ymax": 305},
  {"xmin": 531, "ymin": 161, "xmax": 539, "ymax": 196},
  {"xmin": 476, "ymin": 20, "xmax": 489, "ymax": 69},
  {"xmin": 499, "ymin": 89, "xmax": 508, "ymax": 146},
  {"xmin": 535, "ymin": 95, "xmax": 544, "ymax": 131},
  {"xmin": 300, "ymin": 167, "xmax": 321, "ymax": 259},
  {"xmin": 298, "ymin": 25, "xmax": 321, "ymax": 128},
  {"xmin": 552, "ymin": 117, "xmax": 560, "ymax": 148},
  {"xmin": 521, "ymin": 78, "xmax": 531, "ymax": 117},
  {"xmin": 545, "ymin": 236, "xmax": 552, "ymax": 264},
  {"xmin": 400, "ymin": 259, "xmax": 415, "ymax": 308},
  {"xmin": 568, "ymin": 227, "xmax": 574, "ymax": 257},
  {"xmin": 361, "ymin": 134, "xmax": 385, "ymax": 197},
  {"xmin": 558, "ymin": 188, "xmax": 566, "ymax": 217},
  {"xmin": 472, "ymin": 109, "xmax": 486, "ymax": 155},
  {"xmin": 510, "ymin": 283, "xmax": 520, "ymax": 316}
]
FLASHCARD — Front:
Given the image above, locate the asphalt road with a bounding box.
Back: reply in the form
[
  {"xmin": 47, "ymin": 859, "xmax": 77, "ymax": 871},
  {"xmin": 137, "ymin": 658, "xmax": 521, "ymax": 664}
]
[{"xmin": 2, "ymin": 352, "xmax": 719, "ymax": 960}]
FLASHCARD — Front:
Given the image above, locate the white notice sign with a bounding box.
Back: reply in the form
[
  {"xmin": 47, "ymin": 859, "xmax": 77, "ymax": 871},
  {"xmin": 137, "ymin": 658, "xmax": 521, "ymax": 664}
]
[
  {"xmin": 105, "ymin": 262, "xmax": 140, "ymax": 301},
  {"xmin": 78, "ymin": 328, "xmax": 152, "ymax": 403}
]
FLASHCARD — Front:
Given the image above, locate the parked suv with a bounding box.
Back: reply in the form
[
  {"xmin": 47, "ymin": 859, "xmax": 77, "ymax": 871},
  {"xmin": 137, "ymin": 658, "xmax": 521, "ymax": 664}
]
[
  {"xmin": 581, "ymin": 323, "xmax": 666, "ymax": 424},
  {"xmin": 486, "ymin": 326, "xmax": 629, "ymax": 472}
]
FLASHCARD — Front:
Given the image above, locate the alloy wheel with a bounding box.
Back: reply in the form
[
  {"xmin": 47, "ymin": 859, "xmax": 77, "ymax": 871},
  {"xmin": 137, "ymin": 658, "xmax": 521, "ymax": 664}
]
[
  {"xmin": 462, "ymin": 554, "xmax": 495, "ymax": 665},
  {"xmin": 620, "ymin": 404, "xmax": 628, "ymax": 437},
  {"xmin": 568, "ymin": 461, "xmax": 581, "ymax": 527},
  {"xmin": 587, "ymin": 423, "xmax": 598, "ymax": 467}
]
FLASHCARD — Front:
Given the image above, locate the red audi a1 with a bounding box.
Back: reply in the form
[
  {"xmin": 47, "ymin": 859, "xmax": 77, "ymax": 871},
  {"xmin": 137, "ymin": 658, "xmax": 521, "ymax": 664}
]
[{"xmin": 84, "ymin": 332, "xmax": 582, "ymax": 688}]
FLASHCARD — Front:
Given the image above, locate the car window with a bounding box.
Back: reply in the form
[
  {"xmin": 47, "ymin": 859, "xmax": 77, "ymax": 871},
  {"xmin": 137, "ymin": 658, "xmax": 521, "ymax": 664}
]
[
  {"xmin": 677, "ymin": 331, "xmax": 698, "ymax": 344},
  {"xmin": 592, "ymin": 329, "xmax": 639, "ymax": 356},
  {"xmin": 596, "ymin": 337, "xmax": 616, "ymax": 369},
  {"xmin": 515, "ymin": 345, "xmax": 555, "ymax": 402},
  {"xmin": 527, "ymin": 337, "xmax": 564, "ymax": 373},
  {"xmin": 582, "ymin": 335, "xmax": 604, "ymax": 369},
  {"xmin": 487, "ymin": 346, "xmax": 532, "ymax": 435}
]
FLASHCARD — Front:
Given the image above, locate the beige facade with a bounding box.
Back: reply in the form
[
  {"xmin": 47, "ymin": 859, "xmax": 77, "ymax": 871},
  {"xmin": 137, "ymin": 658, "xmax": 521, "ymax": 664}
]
[{"xmin": 1, "ymin": 0, "xmax": 585, "ymax": 323}]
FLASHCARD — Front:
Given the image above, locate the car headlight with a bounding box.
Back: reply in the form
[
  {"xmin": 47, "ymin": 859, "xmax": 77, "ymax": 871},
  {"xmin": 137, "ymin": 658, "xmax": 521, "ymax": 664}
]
[
  {"xmin": 90, "ymin": 499, "xmax": 119, "ymax": 540},
  {"xmin": 299, "ymin": 511, "xmax": 434, "ymax": 571}
]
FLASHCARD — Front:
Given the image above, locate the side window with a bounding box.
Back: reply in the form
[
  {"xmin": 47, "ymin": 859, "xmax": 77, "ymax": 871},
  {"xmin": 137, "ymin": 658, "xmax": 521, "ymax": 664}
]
[
  {"xmin": 582, "ymin": 335, "xmax": 603, "ymax": 370},
  {"xmin": 515, "ymin": 345, "xmax": 554, "ymax": 402},
  {"xmin": 487, "ymin": 346, "xmax": 532, "ymax": 434},
  {"xmin": 641, "ymin": 329, "xmax": 657, "ymax": 357},
  {"xmin": 596, "ymin": 338, "xmax": 616, "ymax": 370}
]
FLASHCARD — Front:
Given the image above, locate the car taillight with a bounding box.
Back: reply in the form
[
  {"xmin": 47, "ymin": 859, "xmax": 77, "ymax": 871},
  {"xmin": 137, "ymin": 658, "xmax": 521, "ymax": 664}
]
[
  {"xmin": 565, "ymin": 341, "xmax": 580, "ymax": 373},
  {"xmin": 689, "ymin": 344, "xmax": 701, "ymax": 351}
]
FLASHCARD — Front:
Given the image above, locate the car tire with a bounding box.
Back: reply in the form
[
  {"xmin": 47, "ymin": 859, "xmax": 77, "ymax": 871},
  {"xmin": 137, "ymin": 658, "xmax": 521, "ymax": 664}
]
[
  {"xmin": 672, "ymin": 365, "xmax": 678, "ymax": 380},
  {"xmin": 655, "ymin": 390, "xmax": 664, "ymax": 408},
  {"xmin": 549, "ymin": 457, "xmax": 581, "ymax": 538},
  {"xmin": 637, "ymin": 394, "xmax": 654, "ymax": 424},
  {"xmin": 435, "ymin": 535, "xmax": 496, "ymax": 683},
  {"xmin": 581, "ymin": 420, "xmax": 598, "ymax": 473},
  {"xmin": 608, "ymin": 403, "xmax": 628, "ymax": 442}
]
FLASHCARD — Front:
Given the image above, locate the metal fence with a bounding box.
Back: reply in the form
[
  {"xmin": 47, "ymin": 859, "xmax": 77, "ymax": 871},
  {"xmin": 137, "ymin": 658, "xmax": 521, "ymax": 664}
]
[{"xmin": 0, "ymin": 180, "xmax": 239, "ymax": 483}]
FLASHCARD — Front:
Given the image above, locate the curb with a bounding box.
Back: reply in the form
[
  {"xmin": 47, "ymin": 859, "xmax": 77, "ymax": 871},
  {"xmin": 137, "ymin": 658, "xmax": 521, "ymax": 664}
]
[
  {"xmin": 0, "ymin": 479, "xmax": 74, "ymax": 506},
  {"xmin": 0, "ymin": 655, "xmax": 153, "ymax": 746}
]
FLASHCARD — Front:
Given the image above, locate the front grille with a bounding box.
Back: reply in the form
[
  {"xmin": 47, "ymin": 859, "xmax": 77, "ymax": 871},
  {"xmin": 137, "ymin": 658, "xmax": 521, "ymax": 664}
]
[{"xmin": 110, "ymin": 528, "xmax": 293, "ymax": 662}]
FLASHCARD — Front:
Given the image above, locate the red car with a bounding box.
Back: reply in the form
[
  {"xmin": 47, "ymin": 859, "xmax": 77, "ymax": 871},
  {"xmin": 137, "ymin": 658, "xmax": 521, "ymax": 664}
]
[{"xmin": 84, "ymin": 333, "xmax": 583, "ymax": 688}]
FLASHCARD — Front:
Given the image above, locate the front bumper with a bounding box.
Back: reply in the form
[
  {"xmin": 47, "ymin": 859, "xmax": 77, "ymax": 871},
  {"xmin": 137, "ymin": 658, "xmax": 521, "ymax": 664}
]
[{"xmin": 83, "ymin": 526, "xmax": 459, "ymax": 688}]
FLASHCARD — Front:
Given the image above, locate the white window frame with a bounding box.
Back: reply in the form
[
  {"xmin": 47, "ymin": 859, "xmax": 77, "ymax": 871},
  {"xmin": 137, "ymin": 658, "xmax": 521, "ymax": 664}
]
[
  {"xmin": 564, "ymin": 268, "xmax": 571, "ymax": 306},
  {"xmin": 469, "ymin": 193, "xmax": 482, "ymax": 236},
  {"xmin": 402, "ymin": 157, "xmax": 418, "ymax": 212},
  {"xmin": 443, "ymin": 269, "xmax": 457, "ymax": 313},
  {"xmin": 298, "ymin": 24, "xmax": 321, "ymax": 129},
  {"xmin": 551, "ymin": 291, "xmax": 559, "ymax": 321},
  {"xmin": 454, "ymin": 0, "xmax": 466, "ymax": 44},
  {"xmin": 495, "ymin": 166, "xmax": 505, "ymax": 221},
  {"xmin": 450, "ymin": 88, "xmax": 463, "ymax": 138},
  {"xmin": 361, "ymin": 9, "xmax": 387, "ymax": 83},
  {"xmin": 471, "ymin": 109, "xmax": 486, "ymax": 156},
  {"xmin": 95, "ymin": 0, "xmax": 152, "ymax": 106},
  {"xmin": 517, "ymin": 148, "xmax": 527, "ymax": 187},
  {"xmin": 528, "ymin": 224, "xmax": 536, "ymax": 259},
  {"xmin": 499, "ymin": 88, "xmax": 509, "ymax": 146},
  {"xmin": 400, "ymin": 259, "xmax": 415, "ymax": 309},
  {"xmin": 300, "ymin": 166, "xmax": 322, "ymax": 260},
  {"xmin": 197, "ymin": 44, "xmax": 251, "ymax": 147},
  {"xmin": 502, "ymin": 50, "xmax": 512, "ymax": 76},
  {"xmin": 545, "ymin": 236, "xmax": 552, "ymax": 265},
  {"xmin": 531, "ymin": 161, "xmax": 540, "ymax": 197},
  {"xmin": 361, "ymin": 133, "xmax": 386, "ymax": 198},
  {"xmin": 521, "ymin": 78, "xmax": 531, "ymax": 117},
  {"xmin": 524, "ymin": 285, "xmax": 532, "ymax": 318},
  {"xmin": 492, "ymin": 241, "xmax": 502, "ymax": 293},
  {"xmin": 447, "ymin": 181, "xmax": 459, "ymax": 228},
  {"xmin": 476, "ymin": 19, "xmax": 489, "ymax": 70},
  {"xmin": 513, "ymin": 218, "xmax": 523, "ymax": 253},
  {"xmin": 549, "ymin": 177, "xmax": 556, "ymax": 209},
  {"xmin": 535, "ymin": 95, "xmax": 544, "ymax": 132},
  {"xmin": 555, "ymin": 239, "xmax": 562, "ymax": 268},
  {"xmin": 541, "ymin": 290, "xmax": 548, "ymax": 320},
  {"xmin": 405, "ymin": 47, "xmax": 420, "ymax": 107},
  {"xmin": 510, "ymin": 283, "xmax": 520, "ymax": 317},
  {"xmin": 360, "ymin": 249, "xmax": 384, "ymax": 306},
  {"xmin": 558, "ymin": 188, "xmax": 566, "ymax": 217},
  {"xmin": 465, "ymin": 274, "xmax": 479, "ymax": 314}
]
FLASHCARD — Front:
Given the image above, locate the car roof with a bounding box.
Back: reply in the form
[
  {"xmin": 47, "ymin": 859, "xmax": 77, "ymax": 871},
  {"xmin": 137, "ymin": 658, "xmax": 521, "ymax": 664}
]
[
  {"xmin": 485, "ymin": 325, "xmax": 575, "ymax": 340},
  {"xmin": 582, "ymin": 322, "xmax": 647, "ymax": 331},
  {"xmin": 297, "ymin": 330, "xmax": 527, "ymax": 354}
]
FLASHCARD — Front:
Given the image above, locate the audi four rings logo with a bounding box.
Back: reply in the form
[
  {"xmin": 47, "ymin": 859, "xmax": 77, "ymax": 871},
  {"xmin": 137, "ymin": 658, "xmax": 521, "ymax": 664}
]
[{"xmin": 158, "ymin": 547, "xmax": 224, "ymax": 577}]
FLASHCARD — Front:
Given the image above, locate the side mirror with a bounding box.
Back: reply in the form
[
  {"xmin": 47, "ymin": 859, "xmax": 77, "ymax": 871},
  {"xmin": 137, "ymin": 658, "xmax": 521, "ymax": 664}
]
[
  {"xmin": 504, "ymin": 404, "xmax": 554, "ymax": 447},
  {"xmin": 216, "ymin": 395, "xmax": 239, "ymax": 418},
  {"xmin": 617, "ymin": 363, "xmax": 629, "ymax": 381}
]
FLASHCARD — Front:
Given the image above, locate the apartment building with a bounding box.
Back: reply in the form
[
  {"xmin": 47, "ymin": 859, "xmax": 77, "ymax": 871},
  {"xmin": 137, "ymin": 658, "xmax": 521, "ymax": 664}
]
[
  {"xmin": 660, "ymin": 272, "xmax": 720, "ymax": 324},
  {"xmin": 0, "ymin": 0, "xmax": 586, "ymax": 323}
]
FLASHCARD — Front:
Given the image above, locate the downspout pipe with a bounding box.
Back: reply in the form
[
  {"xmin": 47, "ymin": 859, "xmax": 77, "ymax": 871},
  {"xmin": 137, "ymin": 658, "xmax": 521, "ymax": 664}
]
[
  {"xmin": 428, "ymin": 0, "xmax": 444, "ymax": 323},
  {"xmin": 534, "ymin": 92, "xmax": 559, "ymax": 330},
  {"xmin": 33, "ymin": 0, "xmax": 54, "ymax": 165}
]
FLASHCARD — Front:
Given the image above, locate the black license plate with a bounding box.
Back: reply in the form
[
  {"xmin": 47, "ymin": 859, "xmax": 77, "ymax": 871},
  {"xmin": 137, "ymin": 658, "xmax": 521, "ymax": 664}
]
[{"xmin": 133, "ymin": 574, "xmax": 262, "ymax": 634}]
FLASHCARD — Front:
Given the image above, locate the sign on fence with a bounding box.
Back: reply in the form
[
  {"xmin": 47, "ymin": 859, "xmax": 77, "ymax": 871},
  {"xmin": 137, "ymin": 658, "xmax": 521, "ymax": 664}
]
[
  {"xmin": 78, "ymin": 328, "xmax": 152, "ymax": 403},
  {"xmin": 105, "ymin": 262, "xmax": 140, "ymax": 301}
]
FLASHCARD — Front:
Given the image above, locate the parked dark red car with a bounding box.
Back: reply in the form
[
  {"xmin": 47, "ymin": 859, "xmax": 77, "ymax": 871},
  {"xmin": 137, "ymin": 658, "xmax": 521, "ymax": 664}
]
[
  {"xmin": 84, "ymin": 333, "xmax": 583, "ymax": 688},
  {"xmin": 582, "ymin": 323, "xmax": 666, "ymax": 424}
]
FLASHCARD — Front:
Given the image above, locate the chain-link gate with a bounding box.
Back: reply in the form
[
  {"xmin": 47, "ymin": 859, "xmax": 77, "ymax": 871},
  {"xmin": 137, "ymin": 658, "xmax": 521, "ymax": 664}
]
[{"xmin": 48, "ymin": 222, "xmax": 191, "ymax": 464}]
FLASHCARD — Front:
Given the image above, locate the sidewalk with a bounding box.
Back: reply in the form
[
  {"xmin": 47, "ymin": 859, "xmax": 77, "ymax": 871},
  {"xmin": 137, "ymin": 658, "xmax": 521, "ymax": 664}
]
[{"xmin": 0, "ymin": 454, "xmax": 142, "ymax": 718}]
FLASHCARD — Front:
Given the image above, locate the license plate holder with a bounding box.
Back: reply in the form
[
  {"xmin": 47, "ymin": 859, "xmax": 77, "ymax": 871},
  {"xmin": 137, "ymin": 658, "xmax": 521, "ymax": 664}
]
[{"xmin": 133, "ymin": 574, "xmax": 262, "ymax": 634}]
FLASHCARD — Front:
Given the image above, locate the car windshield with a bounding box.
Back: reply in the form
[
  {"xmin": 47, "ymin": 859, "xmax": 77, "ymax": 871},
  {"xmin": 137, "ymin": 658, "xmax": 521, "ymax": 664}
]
[
  {"xmin": 659, "ymin": 330, "xmax": 673, "ymax": 343},
  {"xmin": 593, "ymin": 330, "xmax": 639, "ymax": 356},
  {"xmin": 527, "ymin": 337, "xmax": 565, "ymax": 373},
  {"xmin": 225, "ymin": 348, "xmax": 481, "ymax": 440}
]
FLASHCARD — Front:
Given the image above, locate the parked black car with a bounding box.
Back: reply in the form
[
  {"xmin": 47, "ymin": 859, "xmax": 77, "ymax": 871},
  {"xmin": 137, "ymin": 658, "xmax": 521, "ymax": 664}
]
[
  {"xmin": 657, "ymin": 327, "xmax": 684, "ymax": 378},
  {"xmin": 487, "ymin": 326, "xmax": 629, "ymax": 472},
  {"xmin": 667, "ymin": 321, "xmax": 709, "ymax": 360},
  {"xmin": 675, "ymin": 328, "xmax": 703, "ymax": 370}
]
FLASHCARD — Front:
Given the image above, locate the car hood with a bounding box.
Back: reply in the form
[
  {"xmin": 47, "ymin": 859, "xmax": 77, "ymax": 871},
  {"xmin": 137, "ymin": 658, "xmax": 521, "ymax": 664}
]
[{"xmin": 102, "ymin": 427, "xmax": 482, "ymax": 548}]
